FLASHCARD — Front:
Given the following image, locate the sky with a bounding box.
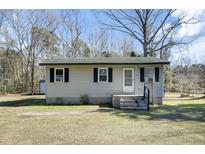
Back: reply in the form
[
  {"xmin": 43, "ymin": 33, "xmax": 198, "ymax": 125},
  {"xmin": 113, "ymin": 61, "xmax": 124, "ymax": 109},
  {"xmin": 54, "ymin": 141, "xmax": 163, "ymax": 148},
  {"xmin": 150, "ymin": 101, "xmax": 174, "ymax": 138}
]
[
  {"xmin": 77, "ymin": 9, "xmax": 205, "ymax": 64},
  {"xmin": 1, "ymin": 9, "xmax": 205, "ymax": 64},
  {"xmin": 171, "ymin": 10, "xmax": 205, "ymax": 64}
]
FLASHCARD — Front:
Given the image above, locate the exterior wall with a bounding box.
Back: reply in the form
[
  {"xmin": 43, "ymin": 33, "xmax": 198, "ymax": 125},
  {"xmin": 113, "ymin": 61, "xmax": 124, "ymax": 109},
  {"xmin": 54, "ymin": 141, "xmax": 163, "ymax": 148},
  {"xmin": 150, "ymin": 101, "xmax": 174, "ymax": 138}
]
[
  {"xmin": 143, "ymin": 66, "xmax": 164, "ymax": 104},
  {"xmin": 45, "ymin": 64, "xmax": 164, "ymax": 105},
  {"xmin": 134, "ymin": 65, "xmax": 164, "ymax": 104}
]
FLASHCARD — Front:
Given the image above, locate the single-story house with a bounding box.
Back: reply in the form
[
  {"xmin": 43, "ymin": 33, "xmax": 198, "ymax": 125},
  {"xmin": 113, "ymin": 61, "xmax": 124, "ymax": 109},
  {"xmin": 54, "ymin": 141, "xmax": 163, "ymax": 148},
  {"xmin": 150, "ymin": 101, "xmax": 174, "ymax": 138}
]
[{"xmin": 39, "ymin": 57, "xmax": 170, "ymax": 109}]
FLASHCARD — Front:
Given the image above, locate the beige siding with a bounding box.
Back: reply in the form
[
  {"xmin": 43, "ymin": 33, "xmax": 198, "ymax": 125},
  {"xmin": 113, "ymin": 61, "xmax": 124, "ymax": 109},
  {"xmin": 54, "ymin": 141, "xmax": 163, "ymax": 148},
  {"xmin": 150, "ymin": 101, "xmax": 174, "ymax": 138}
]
[
  {"xmin": 145, "ymin": 66, "xmax": 164, "ymax": 94},
  {"xmin": 134, "ymin": 67, "xmax": 144, "ymax": 95},
  {"xmin": 45, "ymin": 64, "xmax": 164, "ymax": 103},
  {"xmin": 134, "ymin": 65, "xmax": 164, "ymax": 98},
  {"xmin": 46, "ymin": 65, "xmax": 124, "ymax": 98}
]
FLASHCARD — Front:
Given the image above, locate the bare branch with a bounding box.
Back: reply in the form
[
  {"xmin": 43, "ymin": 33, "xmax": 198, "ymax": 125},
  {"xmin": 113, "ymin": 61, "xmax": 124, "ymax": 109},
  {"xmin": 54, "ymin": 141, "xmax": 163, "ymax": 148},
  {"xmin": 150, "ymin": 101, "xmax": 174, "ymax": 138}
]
[{"xmin": 99, "ymin": 9, "xmax": 202, "ymax": 58}]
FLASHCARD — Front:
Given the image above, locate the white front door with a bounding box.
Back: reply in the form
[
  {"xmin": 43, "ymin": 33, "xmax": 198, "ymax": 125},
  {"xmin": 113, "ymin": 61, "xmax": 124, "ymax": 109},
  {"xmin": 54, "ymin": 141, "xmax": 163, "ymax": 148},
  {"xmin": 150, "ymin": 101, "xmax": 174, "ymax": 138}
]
[{"xmin": 123, "ymin": 68, "xmax": 134, "ymax": 93}]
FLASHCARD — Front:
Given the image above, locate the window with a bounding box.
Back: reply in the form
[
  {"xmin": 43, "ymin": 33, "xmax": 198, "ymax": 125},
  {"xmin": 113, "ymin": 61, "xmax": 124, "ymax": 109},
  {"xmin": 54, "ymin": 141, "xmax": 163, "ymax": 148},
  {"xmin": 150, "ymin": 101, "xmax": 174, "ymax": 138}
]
[
  {"xmin": 98, "ymin": 68, "xmax": 108, "ymax": 82},
  {"xmin": 55, "ymin": 68, "xmax": 64, "ymax": 83}
]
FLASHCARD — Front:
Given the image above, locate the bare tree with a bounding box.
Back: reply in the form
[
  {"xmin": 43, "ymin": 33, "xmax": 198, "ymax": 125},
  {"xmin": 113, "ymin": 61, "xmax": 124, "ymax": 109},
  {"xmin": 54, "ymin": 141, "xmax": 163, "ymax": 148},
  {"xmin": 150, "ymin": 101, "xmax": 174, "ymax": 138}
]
[
  {"xmin": 1, "ymin": 10, "xmax": 59, "ymax": 94},
  {"xmin": 39, "ymin": 10, "xmax": 60, "ymax": 60},
  {"xmin": 120, "ymin": 39, "xmax": 136, "ymax": 56},
  {"xmin": 28, "ymin": 10, "xmax": 54, "ymax": 95},
  {"xmin": 0, "ymin": 10, "xmax": 5, "ymax": 30},
  {"xmin": 58, "ymin": 10, "xmax": 86, "ymax": 57},
  {"xmin": 87, "ymin": 29, "xmax": 109, "ymax": 57},
  {"xmin": 99, "ymin": 9, "xmax": 200, "ymax": 58},
  {"xmin": 87, "ymin": 29, "xmax": 120, "ymax": 57},
  {"xmin": 1, "ymin": 10, "xmax": 29, "ymax": 91}
]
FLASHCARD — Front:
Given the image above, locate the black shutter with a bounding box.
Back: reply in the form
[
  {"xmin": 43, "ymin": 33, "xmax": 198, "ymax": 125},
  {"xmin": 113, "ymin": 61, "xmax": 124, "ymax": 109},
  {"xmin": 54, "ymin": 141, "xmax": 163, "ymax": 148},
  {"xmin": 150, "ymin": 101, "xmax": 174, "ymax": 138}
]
[
  {"xmin": 64, "ymin": 68, "xmax": 69, "ymax": 82},
  {"xmin": 155, "ymin": 67, "xmax": 159, "ymax": 82},
  {"xmin": 108, "ymin": 68, "xmax": 113, "ymax": 82},
  {"xmin": 93, "ymin": 68, "xmax": 98, "ymax": 82},
  {"xmin": 140, "ymin": 68, "xmax": 144, "ymax": 82},
  {"xmin": 50, "ymin": 68, "xmax": 54, "ymax": 82}
]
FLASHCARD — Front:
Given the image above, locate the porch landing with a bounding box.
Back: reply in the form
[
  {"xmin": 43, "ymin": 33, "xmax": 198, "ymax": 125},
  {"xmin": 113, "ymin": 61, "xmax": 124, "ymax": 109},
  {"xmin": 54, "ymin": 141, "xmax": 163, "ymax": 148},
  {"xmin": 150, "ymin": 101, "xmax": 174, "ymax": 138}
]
[{"xmin": 112, "ymin": 95, "xmax": 149, "ymax": 110}]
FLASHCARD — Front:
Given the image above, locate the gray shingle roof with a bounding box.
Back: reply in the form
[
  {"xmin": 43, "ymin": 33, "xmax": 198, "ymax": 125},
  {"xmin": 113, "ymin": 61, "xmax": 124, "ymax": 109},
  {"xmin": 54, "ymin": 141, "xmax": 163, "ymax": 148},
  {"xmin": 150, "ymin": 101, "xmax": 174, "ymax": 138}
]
[{"xmin": 39, "ymin": 57, "xmax": 170, "ymax": 66}]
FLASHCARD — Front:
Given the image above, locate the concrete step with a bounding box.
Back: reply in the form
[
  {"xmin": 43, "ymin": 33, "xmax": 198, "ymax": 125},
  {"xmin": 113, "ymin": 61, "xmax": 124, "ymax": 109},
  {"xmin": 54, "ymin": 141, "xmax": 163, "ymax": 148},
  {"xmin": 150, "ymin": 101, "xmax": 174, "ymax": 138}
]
[
  {"xmin": 120, "ymin": 106, "xmax": 147, "ymax": 110},
  {"xmin": 120, "ymin": 102, "xmax": 137, "ymax": 108},
  {"xmin": 136, "ymin": 100, "xmax": 146, "ymax": 107},
  {"xmin": 117, "ymin": 95, "xmax": 144, "ymax": 101},
  {"xmin": 120, "ymin": 98, "xmax": 135, "ymax": 103},
  {"xmin": 136, "ymin": 103, "xmax": 146, "ymax": 107},
  {"xmin": 112, "ymin": 95, "xmax": 147, "ymax": 109},
  {"xmin": 120, "ymin": 103, "xmax": 147, "ymax": 110},
  {"xmin": 120, "ymin": 98, "xmax": 147, "ymax": 109},
  {"xmin": 137, "ymin": 99, "xmax": 145, "ymax": 103}
]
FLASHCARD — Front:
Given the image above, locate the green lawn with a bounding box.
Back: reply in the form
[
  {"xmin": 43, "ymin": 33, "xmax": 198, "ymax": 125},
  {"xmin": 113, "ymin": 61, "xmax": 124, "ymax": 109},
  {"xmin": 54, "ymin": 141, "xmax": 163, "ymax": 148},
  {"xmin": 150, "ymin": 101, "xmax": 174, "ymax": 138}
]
[{"xmin": 0, "ymin": 94, "xmax": 204, "ymax": 144}]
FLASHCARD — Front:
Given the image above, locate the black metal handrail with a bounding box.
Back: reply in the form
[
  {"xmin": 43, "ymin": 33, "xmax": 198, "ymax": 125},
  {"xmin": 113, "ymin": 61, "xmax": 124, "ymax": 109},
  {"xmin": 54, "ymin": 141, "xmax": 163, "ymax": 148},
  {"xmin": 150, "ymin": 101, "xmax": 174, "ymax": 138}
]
[{"xmin": 144, "ymin": 86, "xmax": 150, "ymax": 111}]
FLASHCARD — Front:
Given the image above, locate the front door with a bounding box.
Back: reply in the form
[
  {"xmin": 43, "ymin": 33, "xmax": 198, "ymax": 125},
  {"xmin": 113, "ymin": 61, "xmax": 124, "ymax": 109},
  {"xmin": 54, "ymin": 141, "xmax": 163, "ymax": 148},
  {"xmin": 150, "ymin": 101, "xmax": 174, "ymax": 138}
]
[{"xmin": 123, "ymin": 68, "xmax": 134, "ymax": 93}]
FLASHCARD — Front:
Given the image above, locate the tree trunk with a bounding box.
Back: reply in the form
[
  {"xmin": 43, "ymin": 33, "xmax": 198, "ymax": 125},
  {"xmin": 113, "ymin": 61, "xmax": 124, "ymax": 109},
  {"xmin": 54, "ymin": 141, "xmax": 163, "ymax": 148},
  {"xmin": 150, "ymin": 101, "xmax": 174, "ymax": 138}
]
[
  {"xmin": 143, "ymin": 21, "xmax": 148, "ymax": 57},
  {"xmin": 31, "ymin": 49, "xmax": 35, "ymax": 95},
  {"xmin": 160, "ymin": 50, "xmax": 163, "ymax": 59},
  {"xmin": 143, "ymin": 42, "xmax": 148, "ymax": 57},
  {"xmin": 2, "ymin": 55, "xmax": 6, "ymax": 94},
  {"xmin": 21, "ymin": 56, "xmax": 24, "ymax": 92}
]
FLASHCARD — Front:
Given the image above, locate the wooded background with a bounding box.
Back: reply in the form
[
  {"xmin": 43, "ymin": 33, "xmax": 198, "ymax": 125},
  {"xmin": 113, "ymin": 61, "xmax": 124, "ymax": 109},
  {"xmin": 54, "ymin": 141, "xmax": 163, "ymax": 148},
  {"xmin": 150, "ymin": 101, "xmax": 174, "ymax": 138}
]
[{"xmin": 0, "ymin": 10, "xmax": 204, "ymax": 95}]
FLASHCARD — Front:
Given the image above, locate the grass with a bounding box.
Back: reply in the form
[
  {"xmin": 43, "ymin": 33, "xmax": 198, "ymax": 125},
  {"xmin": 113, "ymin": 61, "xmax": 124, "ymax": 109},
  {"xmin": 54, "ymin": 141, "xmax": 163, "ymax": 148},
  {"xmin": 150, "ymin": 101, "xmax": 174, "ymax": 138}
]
[
  {"xmin": 0, "ymin": 93, "xmax": 204, "ymax": 144},
  {"xmin": 0, "ymin": 95, "xmax": 97, "ymax": 112},
  {"xmin": 32, "ymin": 105, "xmax": 98, "ymax": 112}
]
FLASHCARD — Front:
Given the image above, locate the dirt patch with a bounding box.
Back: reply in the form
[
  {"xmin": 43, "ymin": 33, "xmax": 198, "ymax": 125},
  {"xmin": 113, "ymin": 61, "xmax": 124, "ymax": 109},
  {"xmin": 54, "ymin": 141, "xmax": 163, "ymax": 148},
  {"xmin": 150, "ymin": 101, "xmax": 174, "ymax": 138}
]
[{"xmin": 18, "ymin": 110, "xmax": 94, "ymax": 117}]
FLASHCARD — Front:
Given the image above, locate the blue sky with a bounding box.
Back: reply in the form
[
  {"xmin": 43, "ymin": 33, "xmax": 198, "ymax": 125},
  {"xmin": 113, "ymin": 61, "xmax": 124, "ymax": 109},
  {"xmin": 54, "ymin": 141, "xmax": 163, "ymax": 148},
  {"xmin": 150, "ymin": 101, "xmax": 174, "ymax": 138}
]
[
  {"xmin": 76, "ymin": 9, "xmax": 205, "ymax": 64},
  {"xmin": 2, "ymin": 9, "xmax": 204, "ymax": 64},
  {"xmin": 77, "ymin": 10, "xmax": 150, "ymax": 57},
  {"xmin": 79, "ymin": 10, "xmax": 133, "ymax": 45}
]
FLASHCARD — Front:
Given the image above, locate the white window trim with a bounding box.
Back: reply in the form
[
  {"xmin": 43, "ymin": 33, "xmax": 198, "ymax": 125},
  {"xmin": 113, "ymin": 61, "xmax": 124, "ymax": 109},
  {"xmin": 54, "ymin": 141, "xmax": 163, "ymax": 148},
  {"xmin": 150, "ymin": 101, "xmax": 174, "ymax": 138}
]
[
  {"xmin": 54, "ymin": 68, "xmax": 64, "ymax": 83},
  {"xmin": 98, "ymin": 67, "xmax": 108, "ymax": 83}
]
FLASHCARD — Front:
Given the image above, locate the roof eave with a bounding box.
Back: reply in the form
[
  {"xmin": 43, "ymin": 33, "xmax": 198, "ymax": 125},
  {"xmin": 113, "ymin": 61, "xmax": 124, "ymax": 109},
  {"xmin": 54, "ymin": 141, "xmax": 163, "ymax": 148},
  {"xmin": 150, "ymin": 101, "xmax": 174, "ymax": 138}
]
[{"xmin": 39, "ymin": 62, "xmax": 170, "ymax": 66}]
